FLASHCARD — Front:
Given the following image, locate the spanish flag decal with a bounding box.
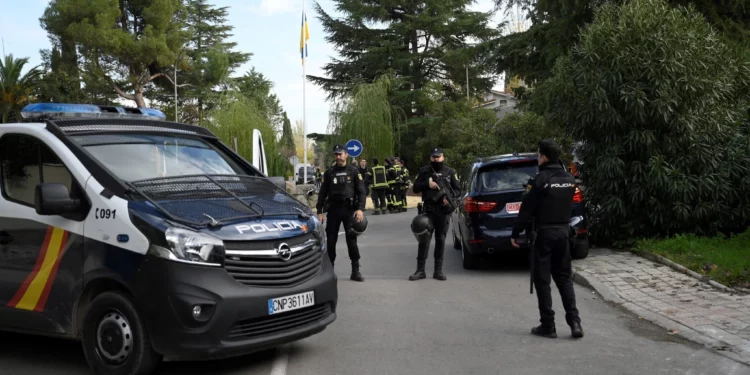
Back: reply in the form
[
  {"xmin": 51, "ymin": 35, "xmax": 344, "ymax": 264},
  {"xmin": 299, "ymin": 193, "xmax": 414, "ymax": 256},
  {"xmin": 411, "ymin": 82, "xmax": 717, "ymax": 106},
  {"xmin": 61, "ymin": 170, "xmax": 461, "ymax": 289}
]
[{"xmin": 8, "ymin": 226, "xmax": 69, "ymax": 312}]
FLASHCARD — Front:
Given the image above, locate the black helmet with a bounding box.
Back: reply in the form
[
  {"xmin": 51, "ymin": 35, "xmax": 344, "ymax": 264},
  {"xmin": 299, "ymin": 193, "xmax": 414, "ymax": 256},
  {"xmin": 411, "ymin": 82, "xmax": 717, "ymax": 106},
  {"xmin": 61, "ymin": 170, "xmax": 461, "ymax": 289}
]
[
  {"xmin": 348, "ymin": 215, "xmax": 368, "ymax": 237},
  {"xmin": 411, "ymin": 214, "xmax": 434, "ymax": 244}
]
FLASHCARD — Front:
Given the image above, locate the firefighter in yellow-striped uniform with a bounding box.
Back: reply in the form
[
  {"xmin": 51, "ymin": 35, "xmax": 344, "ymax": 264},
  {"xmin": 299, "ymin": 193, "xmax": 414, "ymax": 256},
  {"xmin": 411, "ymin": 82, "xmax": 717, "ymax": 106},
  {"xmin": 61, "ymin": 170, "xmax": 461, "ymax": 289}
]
[
  {"xmin": 399, "ymin": 159, "xmax": 410, "ymax": 212},
  {"xmin": 386, "ymin": 157, "xmax": 402, "ymax": 213},
  {"xmin": 368, "ymin": 157, "xmax": 389, "ymax": 215}
]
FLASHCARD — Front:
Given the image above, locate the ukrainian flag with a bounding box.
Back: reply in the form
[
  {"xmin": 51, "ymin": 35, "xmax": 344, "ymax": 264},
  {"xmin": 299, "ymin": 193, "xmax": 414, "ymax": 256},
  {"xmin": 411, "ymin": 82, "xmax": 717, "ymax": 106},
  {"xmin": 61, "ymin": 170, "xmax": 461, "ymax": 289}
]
[{"xmin": 300, "ymin": 11, "xmax": 310, "ymax": 65}]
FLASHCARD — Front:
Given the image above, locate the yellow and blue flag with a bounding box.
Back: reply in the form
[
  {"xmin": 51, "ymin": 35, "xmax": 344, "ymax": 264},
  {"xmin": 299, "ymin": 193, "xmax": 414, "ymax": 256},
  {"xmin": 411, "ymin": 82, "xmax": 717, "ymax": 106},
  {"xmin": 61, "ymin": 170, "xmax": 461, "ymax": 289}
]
[{"xmin": 300, "ymin": 11, "xmax": 310, "ymax": 65}]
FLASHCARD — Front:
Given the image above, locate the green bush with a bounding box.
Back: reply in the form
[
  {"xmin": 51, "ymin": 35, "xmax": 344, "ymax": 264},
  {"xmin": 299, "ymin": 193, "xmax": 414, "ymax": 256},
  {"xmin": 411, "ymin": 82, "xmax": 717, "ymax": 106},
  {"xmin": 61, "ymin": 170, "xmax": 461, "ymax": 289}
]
[{"xmin": 543, "ymin": 0, "xmax": 750, "ymax": 244}]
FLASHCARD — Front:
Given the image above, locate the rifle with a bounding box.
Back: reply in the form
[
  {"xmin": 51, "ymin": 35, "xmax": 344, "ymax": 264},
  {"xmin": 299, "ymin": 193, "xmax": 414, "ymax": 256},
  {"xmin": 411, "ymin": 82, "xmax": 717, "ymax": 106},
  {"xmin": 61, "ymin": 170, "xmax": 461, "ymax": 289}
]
[{"xmin": 429, "ymin": 170, "xmax": 458, "ymax": 215}]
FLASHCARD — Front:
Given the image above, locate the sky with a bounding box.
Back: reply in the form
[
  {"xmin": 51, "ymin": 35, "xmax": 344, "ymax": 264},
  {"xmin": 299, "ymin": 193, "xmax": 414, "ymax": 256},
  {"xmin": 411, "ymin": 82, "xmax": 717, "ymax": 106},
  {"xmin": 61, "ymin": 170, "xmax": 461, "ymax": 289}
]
[{"xmin": 0, "ymin": 0, "xmax": 508, "ymax": 137}]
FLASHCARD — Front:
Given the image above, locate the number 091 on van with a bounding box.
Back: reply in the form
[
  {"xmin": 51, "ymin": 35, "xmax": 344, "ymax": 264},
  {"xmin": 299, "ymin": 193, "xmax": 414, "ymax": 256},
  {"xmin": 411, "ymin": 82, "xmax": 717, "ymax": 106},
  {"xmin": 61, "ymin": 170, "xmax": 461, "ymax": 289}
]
[{"xmin": 0, "ymin": 103, "xmax": 337, "ymax": 375}]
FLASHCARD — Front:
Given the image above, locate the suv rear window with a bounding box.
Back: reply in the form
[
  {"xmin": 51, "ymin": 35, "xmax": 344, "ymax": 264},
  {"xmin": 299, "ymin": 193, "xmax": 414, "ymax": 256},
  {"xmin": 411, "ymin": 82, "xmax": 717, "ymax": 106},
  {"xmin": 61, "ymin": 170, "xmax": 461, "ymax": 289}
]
[{"xmin": 476, "ymin": 162, "xmax": 537, "ymax": 192}]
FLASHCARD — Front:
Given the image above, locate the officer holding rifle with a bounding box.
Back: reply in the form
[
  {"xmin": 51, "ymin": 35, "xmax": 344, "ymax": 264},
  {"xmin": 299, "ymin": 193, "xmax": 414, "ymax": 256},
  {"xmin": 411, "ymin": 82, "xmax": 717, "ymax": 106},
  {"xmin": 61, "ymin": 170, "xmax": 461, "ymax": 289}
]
[{"xmin": 408, "ymin": 147, "xmax": 460, "ymax": 281}]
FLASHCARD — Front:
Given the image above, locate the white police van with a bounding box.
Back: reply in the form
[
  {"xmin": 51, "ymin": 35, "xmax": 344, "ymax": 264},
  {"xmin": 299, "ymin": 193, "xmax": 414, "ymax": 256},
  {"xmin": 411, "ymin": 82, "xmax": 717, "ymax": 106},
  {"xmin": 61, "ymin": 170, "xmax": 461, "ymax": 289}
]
[{"xmin": 0, "ymin": 103, "xmax": 337, "ymax": 374}]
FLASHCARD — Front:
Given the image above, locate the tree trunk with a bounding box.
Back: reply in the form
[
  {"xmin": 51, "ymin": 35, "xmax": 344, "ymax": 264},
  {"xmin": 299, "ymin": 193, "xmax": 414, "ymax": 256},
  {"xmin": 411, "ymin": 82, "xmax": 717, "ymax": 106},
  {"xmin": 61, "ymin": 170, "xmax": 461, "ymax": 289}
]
[{"xmin": 134, "ymin": 90, "xmax": 146, "ymax": 108}]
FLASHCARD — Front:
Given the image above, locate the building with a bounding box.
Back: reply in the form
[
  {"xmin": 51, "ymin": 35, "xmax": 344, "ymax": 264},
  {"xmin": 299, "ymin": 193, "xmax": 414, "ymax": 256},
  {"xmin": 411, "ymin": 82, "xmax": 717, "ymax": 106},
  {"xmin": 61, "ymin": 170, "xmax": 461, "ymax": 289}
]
[{"xmin": 475, "ymin": 89, "xmax": 518, "ymax": 120}]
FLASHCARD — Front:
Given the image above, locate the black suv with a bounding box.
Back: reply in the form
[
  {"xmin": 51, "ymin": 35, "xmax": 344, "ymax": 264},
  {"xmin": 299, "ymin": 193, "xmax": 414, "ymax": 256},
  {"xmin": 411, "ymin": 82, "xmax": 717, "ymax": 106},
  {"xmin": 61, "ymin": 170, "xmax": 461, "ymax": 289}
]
[{"xmin": 451, "ymin": 152, "xmax": 589, "ymax": 269}]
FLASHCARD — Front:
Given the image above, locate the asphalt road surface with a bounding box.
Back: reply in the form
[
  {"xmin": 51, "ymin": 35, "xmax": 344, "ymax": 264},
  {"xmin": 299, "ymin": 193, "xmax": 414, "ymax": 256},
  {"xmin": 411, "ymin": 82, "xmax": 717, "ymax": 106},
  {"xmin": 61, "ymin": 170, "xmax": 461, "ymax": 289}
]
[{"xmin": 1, "ymin": 212, "xmax": 748, "ymax": 375}]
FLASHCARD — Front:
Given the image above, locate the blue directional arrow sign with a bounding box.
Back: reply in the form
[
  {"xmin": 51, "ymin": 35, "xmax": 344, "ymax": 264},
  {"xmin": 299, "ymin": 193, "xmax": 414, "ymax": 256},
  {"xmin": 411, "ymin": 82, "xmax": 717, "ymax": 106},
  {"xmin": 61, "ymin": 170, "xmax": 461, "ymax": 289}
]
[{"xmin": 345, "ymin": 139, "xmax": 363, "ymax": 157}]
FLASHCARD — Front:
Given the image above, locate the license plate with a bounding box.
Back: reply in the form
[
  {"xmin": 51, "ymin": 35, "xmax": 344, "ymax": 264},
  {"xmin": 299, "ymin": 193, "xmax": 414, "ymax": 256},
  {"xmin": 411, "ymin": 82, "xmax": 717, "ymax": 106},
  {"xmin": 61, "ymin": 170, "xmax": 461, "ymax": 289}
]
[
  {"xmin": 268, "ymin": 291, "xmax": 315, "ymax": 315},
  {"xmin": 506, "ymin": 202, "xmax": 521, "ymax": 214}
]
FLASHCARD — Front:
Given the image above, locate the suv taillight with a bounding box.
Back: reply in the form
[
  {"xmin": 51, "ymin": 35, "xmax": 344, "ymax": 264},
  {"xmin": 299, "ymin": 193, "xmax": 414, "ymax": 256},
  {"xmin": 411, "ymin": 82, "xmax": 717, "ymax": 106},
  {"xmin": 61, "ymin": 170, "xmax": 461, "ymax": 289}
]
[
  {"xmin": 573, "ymin": 186, "xmax": 583, "ymax": 203},
  {"xmin": 464, "ymin": 197, "xmax": 497, "ymax": 213}
]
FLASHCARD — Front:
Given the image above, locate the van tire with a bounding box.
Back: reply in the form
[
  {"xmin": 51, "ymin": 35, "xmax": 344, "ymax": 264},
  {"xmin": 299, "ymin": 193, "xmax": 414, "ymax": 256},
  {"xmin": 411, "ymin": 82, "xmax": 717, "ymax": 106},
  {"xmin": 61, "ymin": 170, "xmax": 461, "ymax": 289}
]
[{"xmin": 81, "ymin": 291, "xmax": 162, "ymax": 375}]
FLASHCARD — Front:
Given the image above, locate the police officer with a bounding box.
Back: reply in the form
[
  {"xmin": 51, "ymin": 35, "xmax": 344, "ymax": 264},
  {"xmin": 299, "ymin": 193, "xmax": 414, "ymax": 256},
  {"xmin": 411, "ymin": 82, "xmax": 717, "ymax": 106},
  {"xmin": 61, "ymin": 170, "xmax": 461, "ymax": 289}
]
[
  {"xmin": 510, "ymin": 139, "xmax": 583, "ymax": 339},
  {"xmin": 359, "ymin": 159, "xmax": 370, "ymax": 197},
  {"xmin": 316, "ymin": 144, "xmax": 367, "ymax": 282},
  {"xmin": 409, "ymin": 147, "xmax": 460, "ymax": 281}
]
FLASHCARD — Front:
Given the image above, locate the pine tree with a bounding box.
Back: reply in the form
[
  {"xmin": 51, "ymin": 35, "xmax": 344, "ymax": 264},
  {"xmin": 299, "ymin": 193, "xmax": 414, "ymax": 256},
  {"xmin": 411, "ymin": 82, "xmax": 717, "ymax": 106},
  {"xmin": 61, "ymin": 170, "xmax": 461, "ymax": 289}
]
[
  {"xmin": 278, "ymin": 112, "xmax": 296, "ymax": 159},
  {"xmin": 179, "ymin": 0, "xmax": 252, "ymax": 123},
  {"xmin": 310, "ymin": 0, "xmax": 500, "ymax": 162}
]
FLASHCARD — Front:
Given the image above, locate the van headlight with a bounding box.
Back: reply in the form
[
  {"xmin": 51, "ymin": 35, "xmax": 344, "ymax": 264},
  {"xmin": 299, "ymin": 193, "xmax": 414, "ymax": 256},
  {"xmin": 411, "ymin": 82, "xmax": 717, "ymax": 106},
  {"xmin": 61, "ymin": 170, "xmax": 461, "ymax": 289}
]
[
  {"xmin": 148, "ymin": 228, "xmax": 225, "ymax": 267},
  {"xmin": 312, "ymin": 216, "xmax": 327, "ymax": 252}
]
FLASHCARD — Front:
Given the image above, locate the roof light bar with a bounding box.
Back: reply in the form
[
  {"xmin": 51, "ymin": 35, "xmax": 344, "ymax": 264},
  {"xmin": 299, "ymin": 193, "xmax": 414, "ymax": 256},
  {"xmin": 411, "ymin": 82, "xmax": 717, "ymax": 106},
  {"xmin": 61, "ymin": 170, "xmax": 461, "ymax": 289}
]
[{"xmin": 20, "ymin": 103, "xmax": 167, "ymax": 120}]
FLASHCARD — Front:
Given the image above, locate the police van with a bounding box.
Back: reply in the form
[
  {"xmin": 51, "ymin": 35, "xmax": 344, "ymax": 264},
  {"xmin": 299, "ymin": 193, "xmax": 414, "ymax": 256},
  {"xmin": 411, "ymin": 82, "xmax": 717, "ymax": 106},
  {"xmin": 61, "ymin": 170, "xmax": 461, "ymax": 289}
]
[{"xmin": 0, "ymin": 103, "xmax": 337, "ymax": 374}]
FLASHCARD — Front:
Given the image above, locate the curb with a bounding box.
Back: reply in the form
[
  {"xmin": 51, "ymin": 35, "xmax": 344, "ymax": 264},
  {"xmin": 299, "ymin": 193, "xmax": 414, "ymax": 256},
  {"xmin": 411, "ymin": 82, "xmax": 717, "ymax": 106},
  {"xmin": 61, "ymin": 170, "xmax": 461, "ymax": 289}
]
[
  {"xmin": 572, "ymin": 267, "xmax": 750, "ymax": 367},
  {"xmin": 636, "ymin": 251, "xmax": 749, "ymax": 295}
]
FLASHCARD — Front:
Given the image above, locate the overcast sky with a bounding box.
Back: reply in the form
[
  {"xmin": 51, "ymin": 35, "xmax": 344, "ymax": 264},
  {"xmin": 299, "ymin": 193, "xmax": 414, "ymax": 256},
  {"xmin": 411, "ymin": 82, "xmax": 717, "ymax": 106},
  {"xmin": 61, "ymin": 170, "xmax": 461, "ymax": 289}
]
[{"xmin": 0, "ymin": 0, "xmax": 509, "ymax": 136}]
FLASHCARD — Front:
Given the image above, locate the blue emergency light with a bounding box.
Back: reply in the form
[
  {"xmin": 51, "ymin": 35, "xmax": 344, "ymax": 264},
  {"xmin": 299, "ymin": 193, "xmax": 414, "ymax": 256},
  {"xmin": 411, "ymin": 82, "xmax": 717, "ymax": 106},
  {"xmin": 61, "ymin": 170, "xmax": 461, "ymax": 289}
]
[{"xmin": 20, "ymin": 103, "xmax": 167, "ymax": 120}]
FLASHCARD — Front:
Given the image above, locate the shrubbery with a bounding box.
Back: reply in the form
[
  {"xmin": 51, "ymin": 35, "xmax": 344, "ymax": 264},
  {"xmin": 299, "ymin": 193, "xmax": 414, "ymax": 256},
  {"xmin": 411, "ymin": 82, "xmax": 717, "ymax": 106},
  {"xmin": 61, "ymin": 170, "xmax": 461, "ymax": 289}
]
[{"xmin": 542, "ymin": 0, "xmax": 750, "ymax": 244}]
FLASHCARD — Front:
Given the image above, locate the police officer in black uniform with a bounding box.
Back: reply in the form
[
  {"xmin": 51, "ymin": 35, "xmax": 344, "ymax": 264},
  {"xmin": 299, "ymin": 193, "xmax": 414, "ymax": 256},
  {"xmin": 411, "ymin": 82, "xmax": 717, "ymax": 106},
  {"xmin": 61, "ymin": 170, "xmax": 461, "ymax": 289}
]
[
  {"xmin": 409, "ymin": 147, "xmax": 460, "ymax": 281},
  {"xmin": 316, "ymin": 144, "xmax": 367, "ymax": 282},
  {"xmin": 510, "ymin": 139, "xmax": 583, "ymax": 339}
]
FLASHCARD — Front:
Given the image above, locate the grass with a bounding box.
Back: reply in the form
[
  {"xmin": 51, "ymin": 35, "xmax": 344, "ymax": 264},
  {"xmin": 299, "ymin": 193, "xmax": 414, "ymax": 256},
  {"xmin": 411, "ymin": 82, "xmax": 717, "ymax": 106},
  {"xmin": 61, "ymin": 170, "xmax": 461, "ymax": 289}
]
[{"xmin": 635, "ymin": 231, "xmax": 750, "ymax": 288}]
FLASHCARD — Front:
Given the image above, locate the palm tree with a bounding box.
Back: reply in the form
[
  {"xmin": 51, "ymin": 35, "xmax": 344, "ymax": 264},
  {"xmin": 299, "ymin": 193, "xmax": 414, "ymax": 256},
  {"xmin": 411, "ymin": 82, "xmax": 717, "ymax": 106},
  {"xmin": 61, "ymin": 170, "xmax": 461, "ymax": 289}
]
[{"xmin": 0, "ymin": 54, "xmax": 43, "ymax": 123}]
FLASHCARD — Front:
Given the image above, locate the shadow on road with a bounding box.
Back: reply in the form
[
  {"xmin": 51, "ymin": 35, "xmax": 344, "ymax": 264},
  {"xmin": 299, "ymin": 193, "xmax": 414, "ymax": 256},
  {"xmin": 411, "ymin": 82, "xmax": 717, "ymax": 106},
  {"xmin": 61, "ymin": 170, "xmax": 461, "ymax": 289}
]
[{"xmin": 0, "ymin": 330, "xmax": 276, "ymax": 374}]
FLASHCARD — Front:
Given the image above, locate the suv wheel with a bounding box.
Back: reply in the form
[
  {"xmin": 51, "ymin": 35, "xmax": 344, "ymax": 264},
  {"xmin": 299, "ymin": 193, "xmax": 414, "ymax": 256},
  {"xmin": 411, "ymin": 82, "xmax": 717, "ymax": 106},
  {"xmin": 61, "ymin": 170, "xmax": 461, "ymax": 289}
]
[
  {"xmin": 82, "ymin": 291, "xmax": 162, "ymax": 375},
  {"xmin": 462, "ymin": 247, "xmax": 480, "ymax": 269},
  {"xmin": 571, "ymin": 237, "xmax": 589, "ymax": 259}
]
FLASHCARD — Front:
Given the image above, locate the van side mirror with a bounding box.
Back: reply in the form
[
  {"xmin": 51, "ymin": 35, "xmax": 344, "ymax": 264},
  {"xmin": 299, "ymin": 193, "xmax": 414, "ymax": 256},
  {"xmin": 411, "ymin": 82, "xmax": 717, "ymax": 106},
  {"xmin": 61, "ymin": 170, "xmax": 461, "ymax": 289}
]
[{"xmin": 35, "ymin": 183, "xmax": 82, "ymax": 216}]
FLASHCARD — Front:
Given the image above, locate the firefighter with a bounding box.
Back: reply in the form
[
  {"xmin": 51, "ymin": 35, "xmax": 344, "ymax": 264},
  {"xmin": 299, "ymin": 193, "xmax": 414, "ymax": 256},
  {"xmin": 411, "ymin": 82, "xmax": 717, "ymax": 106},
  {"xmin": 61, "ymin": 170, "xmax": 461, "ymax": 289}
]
[{"xmin": 368, "ymin": 158, "xmax": 389, "ymax": 215}]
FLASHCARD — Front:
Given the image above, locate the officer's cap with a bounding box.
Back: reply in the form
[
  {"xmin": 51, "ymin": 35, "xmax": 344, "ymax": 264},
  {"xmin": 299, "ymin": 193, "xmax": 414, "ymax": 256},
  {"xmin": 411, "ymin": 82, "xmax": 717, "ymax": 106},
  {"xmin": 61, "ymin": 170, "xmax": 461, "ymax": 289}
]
[
  {"xmin": 332, "ymin": 144, "xmax": 345, "ymax": 154},
  {"xmin": 430, "ymin": 147, "xmax": 444, "ymax": 157}
]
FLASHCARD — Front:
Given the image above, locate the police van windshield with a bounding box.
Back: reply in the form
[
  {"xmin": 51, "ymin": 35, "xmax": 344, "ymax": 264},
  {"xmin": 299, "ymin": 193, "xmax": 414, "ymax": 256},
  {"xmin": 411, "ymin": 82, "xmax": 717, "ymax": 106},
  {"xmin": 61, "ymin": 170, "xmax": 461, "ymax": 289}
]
[{"xmin": 71, "ymin": 133, "xmax": 246, "ymax": 182}]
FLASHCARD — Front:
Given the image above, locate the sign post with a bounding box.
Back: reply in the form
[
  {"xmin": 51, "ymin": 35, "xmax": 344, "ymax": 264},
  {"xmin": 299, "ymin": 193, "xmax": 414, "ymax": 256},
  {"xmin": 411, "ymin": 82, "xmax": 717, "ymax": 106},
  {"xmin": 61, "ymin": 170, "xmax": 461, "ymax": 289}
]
[{"xmin": 345, "ymin": 139, "xmax": 363, "ymax": 158}]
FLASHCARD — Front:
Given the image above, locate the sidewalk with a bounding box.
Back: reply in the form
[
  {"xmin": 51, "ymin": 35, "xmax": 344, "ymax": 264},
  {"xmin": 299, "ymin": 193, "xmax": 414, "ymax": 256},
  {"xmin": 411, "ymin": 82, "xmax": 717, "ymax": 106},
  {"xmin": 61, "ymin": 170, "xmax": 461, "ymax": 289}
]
[{"xmin": 573, "ymin": 248, "xmax": 750, "ymax": 366}]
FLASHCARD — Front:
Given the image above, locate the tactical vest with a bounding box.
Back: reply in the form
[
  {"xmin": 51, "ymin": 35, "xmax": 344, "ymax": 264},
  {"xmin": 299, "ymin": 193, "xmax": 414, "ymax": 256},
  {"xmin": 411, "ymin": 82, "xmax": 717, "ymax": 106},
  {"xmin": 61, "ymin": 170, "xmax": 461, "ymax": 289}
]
[
  {"xmin": 328, "ymin": 168, "xmax": 355, "ymax": 204},
  {"xmin": 371, "ymin": 165, "xmax": 388, "ymax": 188}
]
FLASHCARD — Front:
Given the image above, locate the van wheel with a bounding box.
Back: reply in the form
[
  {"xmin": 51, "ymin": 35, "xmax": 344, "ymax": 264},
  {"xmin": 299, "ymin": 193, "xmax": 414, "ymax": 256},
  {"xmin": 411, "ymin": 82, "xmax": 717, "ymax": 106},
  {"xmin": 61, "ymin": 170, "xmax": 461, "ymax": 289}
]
[
  {"xmin": 571, "ymin": 238, "xmax": 589, "ymax": 260},
  {"xmin": 82, "ymin": 291, "xmax": 162, "ymax": 375},
  {"xmin": 453, "ymin": 232, "xmax": 462, "ymax": 250}
]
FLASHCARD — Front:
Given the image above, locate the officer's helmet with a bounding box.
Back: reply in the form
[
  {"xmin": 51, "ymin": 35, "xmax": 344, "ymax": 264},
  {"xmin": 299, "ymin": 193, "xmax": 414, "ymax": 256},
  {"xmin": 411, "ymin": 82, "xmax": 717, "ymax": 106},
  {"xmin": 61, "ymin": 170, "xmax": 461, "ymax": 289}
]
[
  {"xmin": 411, "ymin": 214, "xmax": 434, "ymax": 243},
  {"xmin": 348, "ymin": 215, "xmax": 368, "ymax": 237}
]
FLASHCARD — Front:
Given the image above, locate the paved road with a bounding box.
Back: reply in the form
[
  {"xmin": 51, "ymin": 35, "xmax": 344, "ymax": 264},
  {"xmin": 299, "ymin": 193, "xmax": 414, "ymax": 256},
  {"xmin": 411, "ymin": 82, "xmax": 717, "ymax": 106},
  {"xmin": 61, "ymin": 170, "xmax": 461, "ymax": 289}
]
[{"xmin": 1, "ymin": 212, "xmax": 748, "ymax": 375}]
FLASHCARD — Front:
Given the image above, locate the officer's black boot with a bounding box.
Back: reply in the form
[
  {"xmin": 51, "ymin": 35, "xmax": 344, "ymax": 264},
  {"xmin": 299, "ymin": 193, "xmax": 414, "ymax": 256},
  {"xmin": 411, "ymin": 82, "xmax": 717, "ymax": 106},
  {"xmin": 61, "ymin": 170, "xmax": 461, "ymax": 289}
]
[
  {"xmin": 350, "ymin": 262, "xmax": 364, "ymax": 282},
  {"xmin": 433, "ymin": 239, "xmax": 446, "ymax": 280},
  {"xmin": 409, "ymin": 261, "xmax": 426, "ymax": 281},
  {"xmin": 433, "ymin": 259, "xmax": 446, "ymax": 280},
  {"xmin": 570, "ymin": 321, "xmax": 584, "ymax": 338},
  {"xmin": 531, "ymin": 324, "xmax": 557, "ymax": 339},
  {"xmin": 409, "ymin": 245, "xmax": 428, "ymax": 281}
]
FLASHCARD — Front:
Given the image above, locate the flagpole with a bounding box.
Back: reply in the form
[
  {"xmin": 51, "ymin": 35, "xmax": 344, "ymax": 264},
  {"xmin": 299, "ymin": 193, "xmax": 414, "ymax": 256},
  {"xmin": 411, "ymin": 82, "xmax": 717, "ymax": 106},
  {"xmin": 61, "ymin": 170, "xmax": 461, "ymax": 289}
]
[{"xmin": 302, "ymin": 0, "xmax": 308, "ymax": 186}]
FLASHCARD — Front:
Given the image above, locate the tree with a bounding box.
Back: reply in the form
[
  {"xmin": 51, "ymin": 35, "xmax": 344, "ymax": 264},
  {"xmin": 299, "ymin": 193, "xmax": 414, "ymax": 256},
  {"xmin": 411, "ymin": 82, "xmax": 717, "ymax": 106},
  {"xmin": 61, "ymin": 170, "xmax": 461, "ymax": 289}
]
[
  {"xmin": 493, "ymin": 0, "xmax": 750, "ymax": 87},
  {"xmin": 311, "ymin": 0, "xmax": 500, "ymax": 163},
  {"xmin": 326, "ymin": 74, "xmax": 399, "ymax": 164},
  {"xmin": 40, "ymin": 0, "xmax": 188, "ymax": 107},
  {"xmin": 205, "ymin": 90, "xmax": 288, "ymax": 177},
  {"xmin": 0, "ymin": 54, "xmax": 43, "ymax": 123},
  {"xmin": 173, "ymin": 0, "xmax": 251, "ymax": 123},
  {"xmin": 293, "ymin": 120, "xmax": 316, "ymax": 163},
  {"xmin": 543, "ymin": 0, "xmax": 750, "ymax": 243},
  {"xmin": 234, "ymin": 68, "xmax": 283, "ymax": 132},
  {"xmin": 278, "ymin": 111, "xmax": 296, "ymax": 159}
]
